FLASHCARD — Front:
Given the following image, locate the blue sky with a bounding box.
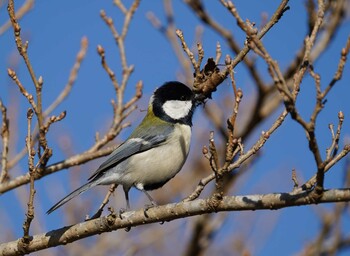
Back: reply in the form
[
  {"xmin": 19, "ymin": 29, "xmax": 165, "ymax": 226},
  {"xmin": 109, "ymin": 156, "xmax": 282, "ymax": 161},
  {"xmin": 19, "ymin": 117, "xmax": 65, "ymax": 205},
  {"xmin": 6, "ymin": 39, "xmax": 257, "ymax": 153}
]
[{"xmin": 0, "ymin": 1, "xmax": 350, "ymax": 255}]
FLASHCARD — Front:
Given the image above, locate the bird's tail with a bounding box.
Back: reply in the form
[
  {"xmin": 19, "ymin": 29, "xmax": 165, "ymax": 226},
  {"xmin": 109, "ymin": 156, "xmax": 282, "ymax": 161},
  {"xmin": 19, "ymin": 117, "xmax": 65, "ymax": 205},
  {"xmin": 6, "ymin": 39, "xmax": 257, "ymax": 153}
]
[{"xmin": 46, "ymin": 181, "xmax": 97, "ymax": 214}]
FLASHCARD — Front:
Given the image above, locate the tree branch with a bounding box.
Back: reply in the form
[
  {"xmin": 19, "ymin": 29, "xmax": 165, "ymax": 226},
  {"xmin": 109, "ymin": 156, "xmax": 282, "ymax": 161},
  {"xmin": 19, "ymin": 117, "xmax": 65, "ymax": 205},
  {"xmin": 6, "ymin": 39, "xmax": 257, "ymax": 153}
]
[{"xmin": 1, "ymin": 189, "xmax": 350, "ymax": 255}]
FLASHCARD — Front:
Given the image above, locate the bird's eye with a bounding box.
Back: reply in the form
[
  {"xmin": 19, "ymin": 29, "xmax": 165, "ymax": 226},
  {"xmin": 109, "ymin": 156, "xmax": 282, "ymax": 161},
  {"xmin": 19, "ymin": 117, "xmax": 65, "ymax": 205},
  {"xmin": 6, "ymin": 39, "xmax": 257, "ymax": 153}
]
[{"xmin": 180, "ymin": 95, "xmax": 186, "ymax": 100}]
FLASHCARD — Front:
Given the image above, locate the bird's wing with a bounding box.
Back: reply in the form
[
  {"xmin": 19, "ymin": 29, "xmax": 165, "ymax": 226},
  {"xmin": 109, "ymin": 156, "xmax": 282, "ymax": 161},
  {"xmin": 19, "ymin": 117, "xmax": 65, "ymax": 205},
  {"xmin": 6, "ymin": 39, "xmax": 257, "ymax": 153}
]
[{"xmin": 88, "ymin": 123, "xmax": 174, "ymax": 181}]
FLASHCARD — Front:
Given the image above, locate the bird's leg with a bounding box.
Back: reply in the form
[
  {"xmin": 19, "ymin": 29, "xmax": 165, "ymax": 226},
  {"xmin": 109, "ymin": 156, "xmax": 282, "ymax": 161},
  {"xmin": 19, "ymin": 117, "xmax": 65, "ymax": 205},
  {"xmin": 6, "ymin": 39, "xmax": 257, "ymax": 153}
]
[
  {"xmin": 142, "ymin": 189, "xmax": 157, "ymax": 207},
  {"xmin": 141, "ymin": 189, "xmax": 158, "ymax": 218},
  {"xmin": 119, "ymin": 187, "xmax": 131, "ymax": 219},
  {"xmin": 134, "ymin": 183, "xmax": 158, "ymax": 217},
  {"xmin": 119, "ymin": 187, "xmax": 132, "ymax": 231}
]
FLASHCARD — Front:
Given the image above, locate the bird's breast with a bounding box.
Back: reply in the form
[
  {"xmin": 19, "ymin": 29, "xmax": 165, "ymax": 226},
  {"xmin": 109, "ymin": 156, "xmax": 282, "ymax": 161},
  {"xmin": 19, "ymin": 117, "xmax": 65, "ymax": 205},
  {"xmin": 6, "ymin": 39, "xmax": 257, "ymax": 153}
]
[{"xmin": 124, "ymin": 124, "xmax": 191, "ymax": 189}]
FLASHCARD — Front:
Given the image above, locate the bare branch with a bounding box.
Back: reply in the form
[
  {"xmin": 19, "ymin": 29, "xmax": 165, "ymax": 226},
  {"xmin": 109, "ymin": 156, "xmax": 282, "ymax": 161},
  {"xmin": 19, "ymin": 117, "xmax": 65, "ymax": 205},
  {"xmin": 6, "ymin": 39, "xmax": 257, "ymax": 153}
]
[
  {"xmin": 6, "ymin": 38, "xmax": 88, "ymax": 171},
  {"xmin": 326, "ymin": 111, "xmax": 344, "ymax": 160},
  {"xmin": 2, "ymin": 189, "xmax": 350, "ymax": 255},
  {"xmin": 175, "ymin": 29, "xmax": 202, "ymax": 78},
  {"xmin": 0, "ymin": 100, "xmax": 10, "ymax": 183},
  {"xmin": 8, "ymin": 0, "xmax": 42, "ymax": 126},
  {"xmin": 20, "ymin": 109, "xmax": 35, "ymax": 246},
  {"xmin": 97, "ymin": 44, "xmax": 120, "ymax": 92},
  {"xmin": 8, "ymin": 0, "xmax": 52, "ymax": 166},
  {"xmin": 44, "ymin": 37, "xmax": 88, "ymax": 117},
  {"xmin": 7, "ymin": 69, "xmax": 38, "ymax": 113},
  {"xmin": 184, "ymin": 110, "xmax": 288, "ymax": 202},
  {"xmin": 299, "ymin": 144, "xmax": 350, "ymax": 192},
  {"xmin": 88, "ymin": 184, "xmax": 117, "ymax": 220},
  {"xmin": 0, "ymin": 0, "xmax": 143, "ymax": 195},
  {"xmin": 0, "ymin": 0, "xmax": 34, "ymax": 36}
]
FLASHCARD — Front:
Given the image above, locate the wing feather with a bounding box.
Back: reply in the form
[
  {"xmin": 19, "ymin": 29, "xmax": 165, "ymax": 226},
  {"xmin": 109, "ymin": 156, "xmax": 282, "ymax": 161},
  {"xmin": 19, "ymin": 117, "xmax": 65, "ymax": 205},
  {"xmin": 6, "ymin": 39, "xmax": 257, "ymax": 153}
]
[{"xmin": 88, "ymin": 122, "xmax": 174, "ymax": 181}]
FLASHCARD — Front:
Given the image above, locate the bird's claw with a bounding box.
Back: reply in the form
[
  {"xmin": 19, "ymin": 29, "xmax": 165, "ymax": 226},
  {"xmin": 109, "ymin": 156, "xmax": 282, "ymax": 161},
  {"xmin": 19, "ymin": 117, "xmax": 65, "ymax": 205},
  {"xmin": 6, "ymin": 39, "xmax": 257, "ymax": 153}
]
[
  {"xmin": 118, "ymin": 208, "xmax": 132, "ymax": 231},
  {"xmin": 124, "ymin": 226, "xmax": 131, "ymax": 232},
  {"xmin": 143, "ymin": 202, "xmax": 157, "ymax": 218},
  {"xmin": 119, "ymin": 208, "xmax": 127, "ymax": 219}
]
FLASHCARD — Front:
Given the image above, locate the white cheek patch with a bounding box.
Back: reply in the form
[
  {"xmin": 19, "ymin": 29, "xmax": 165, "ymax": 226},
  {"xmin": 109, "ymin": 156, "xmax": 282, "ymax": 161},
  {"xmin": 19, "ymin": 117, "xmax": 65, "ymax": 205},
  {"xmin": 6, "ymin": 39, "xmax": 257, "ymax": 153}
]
[{"xmin": 162, "ymin": 100, "xmax": 192, "ymax": 120}]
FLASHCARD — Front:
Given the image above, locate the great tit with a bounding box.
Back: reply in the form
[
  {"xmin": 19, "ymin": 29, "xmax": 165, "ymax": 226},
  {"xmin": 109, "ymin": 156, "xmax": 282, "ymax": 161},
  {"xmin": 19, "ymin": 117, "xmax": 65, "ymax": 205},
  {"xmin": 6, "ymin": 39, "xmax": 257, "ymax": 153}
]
[{"xmin": 47, "ymin": 81, "xmax": 197, "ymax": 214}]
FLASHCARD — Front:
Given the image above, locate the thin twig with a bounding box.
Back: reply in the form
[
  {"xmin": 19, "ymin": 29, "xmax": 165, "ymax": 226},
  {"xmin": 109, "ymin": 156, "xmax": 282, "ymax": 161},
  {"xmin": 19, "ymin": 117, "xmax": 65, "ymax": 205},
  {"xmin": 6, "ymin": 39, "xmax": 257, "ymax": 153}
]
[
  {"xmin": 325, "ymin": 36, "xmax": 350, "ymax": 93},
  {"xmin": 287, "ymin": 0, "xmax": 326, "ymax": 197},
  {"xmin": 215, "ymin": 42, "xmax": 222, "ymax": 64},
  {"xmin": 88, "ymin": 184, "xmax": 117, "ymax": 220},
  {"xmin": 184, "ymin": 110, "xmax": 288, "ymax": 202},
  {"xmin": 208, "ymin": 131, "xmax": 219, "ymax": 173},
  {"xmin": 41, "ymin": 111, "xmax": 67, "ymax": 136},
  {"xmin": 100, "ymin": 1, "xmax": 140, "ymax": 122},
  {"xmin": 45, "ymin": 37, "xmax": 89, "ymax": 117},
  {"xmin": 97, "ymin": 44, "xmax": 119, "ymax": 92},
  {"xmin": 113, "ymin": 0, "xmax": 127, "ymax": 14},
  {"xmin": 7, "ymin": 69, "xmax": 38, "ymax": 113},
  {"xmin": 0, "ymin": 100, "xmax": 10, "ymax": 183},
  {"xmin": 0, "ymin": 0, "xmax": 34, "ymax": 36},
  {"xmin": 8, "ymin": 0, "xmax": 51, "ymax": 166},
  {"xmin": 298, "ymin": 144, "xmax": 350, "ymax": 192},
  {"xmin": 0, "ymin": 1, "xmax": 144, "ymax": 195},
  {"xmin": 8, "ymin": 0, "xmax": 41, "ymax": 130},
  {"xmin": 326, "ymin": 112, "xmax": 344, "ymax": 160},
  {"xmin": 175, "ymin": 29, "xmax": 202, "ymax": 78},
  {"xmin": 222, "ymin": 1, "xmax": 293, "ymax": 107},
  {"xmin": 146, "ymin": 1, "xmax": 193, "ymax": 83},
  {"xmin": 8, "ymin": 38, "xmax": 88, "ymax": 171},
  {"xmin": 292, "ymin": 169, "xmax": 299, "ymax": 190},
  {"xmin": 225, "ymin": 69, "xmax": 243, "ymax": 166},
  {"xmin": 21, "ymin": 109, "xmax": 35, "ymax": 244}
]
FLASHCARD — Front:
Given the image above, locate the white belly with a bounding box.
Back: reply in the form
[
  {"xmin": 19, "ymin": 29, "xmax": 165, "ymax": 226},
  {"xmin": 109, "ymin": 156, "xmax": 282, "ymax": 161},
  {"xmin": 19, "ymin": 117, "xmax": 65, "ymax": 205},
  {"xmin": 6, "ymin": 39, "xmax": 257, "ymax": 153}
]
[{"xmin": 120, "ymin": 124, "xmax": 191, "ymax": 189}]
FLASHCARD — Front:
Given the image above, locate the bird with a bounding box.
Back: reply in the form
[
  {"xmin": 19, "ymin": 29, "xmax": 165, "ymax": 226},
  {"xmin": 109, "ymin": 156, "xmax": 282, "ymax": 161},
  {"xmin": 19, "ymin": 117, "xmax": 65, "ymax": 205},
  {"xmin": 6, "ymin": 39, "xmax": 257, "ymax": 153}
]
[{"xmin": 47, "ymin": 81, "xmax": 197, "ymax": 214}]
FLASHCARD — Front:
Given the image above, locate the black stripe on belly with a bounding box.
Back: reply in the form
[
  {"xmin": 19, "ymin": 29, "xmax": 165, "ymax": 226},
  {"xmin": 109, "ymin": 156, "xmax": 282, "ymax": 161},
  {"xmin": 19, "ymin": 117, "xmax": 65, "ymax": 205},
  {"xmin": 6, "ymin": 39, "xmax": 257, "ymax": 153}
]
[{"xmin": 143, "ymin": 178, "xmax": 171, "ymax": 191}]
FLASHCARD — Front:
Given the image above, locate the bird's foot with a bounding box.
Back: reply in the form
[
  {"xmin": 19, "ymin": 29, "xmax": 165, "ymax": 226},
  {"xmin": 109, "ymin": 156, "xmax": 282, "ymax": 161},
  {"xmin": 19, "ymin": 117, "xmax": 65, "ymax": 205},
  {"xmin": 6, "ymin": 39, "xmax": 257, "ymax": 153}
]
[
  {"xmin": 143, "ymin": 202, "xmax": 157, "ymax": 218},
  {"xmin": 119, "ymin": 208, "xmax": 127, "ymax": 219},
  {"xmin": 118, "ymin": 208, "xmax": 132, "ymax": 232}
]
